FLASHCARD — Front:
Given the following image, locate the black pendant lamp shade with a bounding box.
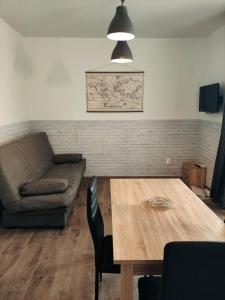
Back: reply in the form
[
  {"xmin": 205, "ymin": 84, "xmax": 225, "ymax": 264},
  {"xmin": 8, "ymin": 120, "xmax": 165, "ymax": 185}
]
[
  {"xmin": 107, "ymin": 1, "xmax": 135, "ymax": 41},
  {"xmin": 111, "ymin": 41, "xmax": 133, "ymax": 63}
]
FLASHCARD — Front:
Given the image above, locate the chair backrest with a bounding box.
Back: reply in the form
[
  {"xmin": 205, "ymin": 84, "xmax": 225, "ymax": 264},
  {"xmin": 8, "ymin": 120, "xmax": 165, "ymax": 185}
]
[
  {"xmin": 87, "ymin": 177, "xmax": 104, "ymax": 267},
  {"xmin": 159, "ymin": 241, "xmax": 225, "ymax": 300}
]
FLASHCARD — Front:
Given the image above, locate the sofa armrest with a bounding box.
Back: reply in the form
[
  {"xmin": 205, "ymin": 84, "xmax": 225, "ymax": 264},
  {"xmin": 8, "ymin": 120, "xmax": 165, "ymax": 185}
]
[
  {"xmin": 53, "ymin": 154, "xmax": 82, "ymax": 164},
  {"xmin": 19, "ymin": 178, "xmax": 69, "ymax": 196}
]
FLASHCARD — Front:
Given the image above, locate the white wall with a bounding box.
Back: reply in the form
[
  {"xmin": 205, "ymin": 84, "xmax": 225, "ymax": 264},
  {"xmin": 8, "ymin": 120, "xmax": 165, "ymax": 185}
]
[
  {"xmin": 1, "ymin": 16, "xmax": 224, "ymax": 124},
  {"xmin": 24, "ymin": 37, "xmax": 204, "ymax": 121},
  {"xmin": 195, "ymin": 25, "xmax": 225, "ymax": 187},
  {"xmin": 198, "ymin": 25, "xmax": 225, "ymax": 122},
  {"xmin": 0, "ymin": 18, "xmax": 28, "ymax": 126}
]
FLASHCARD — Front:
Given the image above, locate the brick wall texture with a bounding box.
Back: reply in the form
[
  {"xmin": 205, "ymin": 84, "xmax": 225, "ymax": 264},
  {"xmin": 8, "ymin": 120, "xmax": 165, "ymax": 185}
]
[
  {"xmin": 0, "ymin": 119, "xmax": 221, "ymax": 187},
  {"xmin": 0, "ymin": 121, "xmax": 30, "ymax": 145},
  {"xmin": 198, "ymin": 120, "xmax": 221, "ymax": 187},
  {"xmin": 30, "ymin": 119, "xmax": 202, "ymax": 178}
]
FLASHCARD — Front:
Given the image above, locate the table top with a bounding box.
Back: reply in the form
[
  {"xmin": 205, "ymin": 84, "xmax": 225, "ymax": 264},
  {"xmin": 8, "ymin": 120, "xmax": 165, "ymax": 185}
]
[{"xmin": 110, "ymin": 178, "xmax": 225, "ymax": 264}]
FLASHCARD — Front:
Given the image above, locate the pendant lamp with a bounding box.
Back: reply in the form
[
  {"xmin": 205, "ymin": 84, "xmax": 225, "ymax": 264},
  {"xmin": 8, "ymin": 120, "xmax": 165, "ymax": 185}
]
[
  {"xmin": 107, "ymin": 0, "xmax": 135, "ymax": 41},
  {"xmin": 111, "ymin": 41, "xmax": 133, "ymax": 63}
]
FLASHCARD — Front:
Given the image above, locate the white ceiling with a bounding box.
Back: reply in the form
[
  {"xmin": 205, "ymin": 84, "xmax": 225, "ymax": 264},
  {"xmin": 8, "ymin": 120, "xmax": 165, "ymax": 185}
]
[{"xmin": 0, "ymin": 0, "xmax": 225, "ymax": 38}]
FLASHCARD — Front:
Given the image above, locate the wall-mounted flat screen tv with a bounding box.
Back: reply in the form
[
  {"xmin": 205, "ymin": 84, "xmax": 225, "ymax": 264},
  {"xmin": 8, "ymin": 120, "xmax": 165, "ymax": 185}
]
[{"xmin": 199, "ymin": 83, "xmax": 221, "ymax": 113}]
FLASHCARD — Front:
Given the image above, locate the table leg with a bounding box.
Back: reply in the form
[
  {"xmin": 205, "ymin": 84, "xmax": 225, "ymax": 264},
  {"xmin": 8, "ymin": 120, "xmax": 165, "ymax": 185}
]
[{"xmin": 121, "ymin": 264, "xmax": 133, "ymax": 300}]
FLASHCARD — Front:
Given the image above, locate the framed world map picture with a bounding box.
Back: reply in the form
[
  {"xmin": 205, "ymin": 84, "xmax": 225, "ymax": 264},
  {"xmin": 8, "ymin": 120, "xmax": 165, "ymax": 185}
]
[{"xmin": 86, "ymin": 71, "xmax": 144, "ymax": 112}]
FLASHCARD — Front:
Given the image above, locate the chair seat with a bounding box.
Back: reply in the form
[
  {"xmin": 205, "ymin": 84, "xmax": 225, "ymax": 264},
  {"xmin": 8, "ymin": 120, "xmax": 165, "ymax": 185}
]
[
  {"xmin": 101, "ymin": 235, "xmax": 120, "ymax": 273},
  {"xmin": 138, "ymin": 276, "xmax": 161, "ymax": 300}
]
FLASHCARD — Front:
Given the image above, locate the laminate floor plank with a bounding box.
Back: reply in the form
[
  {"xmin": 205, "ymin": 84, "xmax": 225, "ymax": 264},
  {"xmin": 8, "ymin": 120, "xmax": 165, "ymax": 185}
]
[{"xmin": 0, "ymin": 178, "xmax": 223, "ymax": 300}]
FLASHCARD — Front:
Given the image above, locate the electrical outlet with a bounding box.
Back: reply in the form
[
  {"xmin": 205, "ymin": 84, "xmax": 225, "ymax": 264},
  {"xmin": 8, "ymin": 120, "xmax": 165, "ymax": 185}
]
[{"xmin": 166, "ymin": 158, "xmax": 172, "ymax": 165}]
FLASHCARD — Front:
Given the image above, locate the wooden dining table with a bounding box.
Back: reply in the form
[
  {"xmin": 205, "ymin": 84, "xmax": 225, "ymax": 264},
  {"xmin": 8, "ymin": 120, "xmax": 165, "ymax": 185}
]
[{"xmin": 110, "ymin": 178, "xmax": 225, "ymax": 300}]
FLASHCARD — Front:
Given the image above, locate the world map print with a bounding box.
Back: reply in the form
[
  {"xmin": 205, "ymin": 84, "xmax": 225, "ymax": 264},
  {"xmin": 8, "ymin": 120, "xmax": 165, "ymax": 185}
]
[{"xmin": 86, "ymin": 72, "xmax": 144, "ymax": 112}]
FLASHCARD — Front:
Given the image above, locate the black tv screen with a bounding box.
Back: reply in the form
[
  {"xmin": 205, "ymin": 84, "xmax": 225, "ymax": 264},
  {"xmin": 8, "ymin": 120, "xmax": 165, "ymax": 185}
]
[{"xmin": 199, "ymin": 83, "xmax": 220, "ymax": 113}]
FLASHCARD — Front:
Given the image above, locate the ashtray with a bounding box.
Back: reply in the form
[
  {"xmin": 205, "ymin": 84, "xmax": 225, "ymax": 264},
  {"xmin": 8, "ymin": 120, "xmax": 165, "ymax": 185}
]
[{"xmin": 144, "ymin": 197, "xmax": 174, "ymax": 209}]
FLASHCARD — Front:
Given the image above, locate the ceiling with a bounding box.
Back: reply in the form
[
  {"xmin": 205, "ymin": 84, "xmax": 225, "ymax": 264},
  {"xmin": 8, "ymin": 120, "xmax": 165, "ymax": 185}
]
[{"xmin": 0, "ymin": 0, "xmax": 225, "ymax": 38}]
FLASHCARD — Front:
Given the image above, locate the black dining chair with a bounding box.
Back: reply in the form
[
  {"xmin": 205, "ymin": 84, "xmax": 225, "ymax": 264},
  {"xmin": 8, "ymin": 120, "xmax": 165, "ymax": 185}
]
[
  {"xmin": 138, "ymin": 241, "xmax": 225, "ymax": 300},
  {"xmin": 87, "ymin": 177, "xmax": 120, "ymax": 300}
]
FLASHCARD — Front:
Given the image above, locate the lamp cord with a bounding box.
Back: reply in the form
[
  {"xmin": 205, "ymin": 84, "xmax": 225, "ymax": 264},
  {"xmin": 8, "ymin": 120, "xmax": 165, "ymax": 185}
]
[{"xmin": 121, "ymin": 0, "xmax": 125, "ymax": 6}]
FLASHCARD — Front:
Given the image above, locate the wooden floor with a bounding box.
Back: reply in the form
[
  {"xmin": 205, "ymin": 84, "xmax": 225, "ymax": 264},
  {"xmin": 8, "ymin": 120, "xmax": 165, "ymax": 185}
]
[
  {"xmin": 0, "ymin": 177, "xmax": 224, "ymax": 300},
  {"xmin": 0, "ymin": 178, "xmax": 138, "ymax": 300}
]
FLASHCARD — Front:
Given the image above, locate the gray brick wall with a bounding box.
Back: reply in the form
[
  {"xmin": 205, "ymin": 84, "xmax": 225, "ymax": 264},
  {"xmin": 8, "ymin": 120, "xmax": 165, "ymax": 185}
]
[
  {"xmin": 0, "ymin": 121, "xmax": 30, "ymax": 145},
  {"xmin": 30, "ymin": 120, "xmax": 200, "ymax": 177},
  {"xmin": 198, "ymin": 120, "xmax": 221, "ymax": 187}
]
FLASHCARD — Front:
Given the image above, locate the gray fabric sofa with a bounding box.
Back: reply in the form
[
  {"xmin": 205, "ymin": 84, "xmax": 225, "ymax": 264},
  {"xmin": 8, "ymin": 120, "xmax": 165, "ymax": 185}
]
[{"xmin": 0, "ymin": 132, "xmax": 86, "ymax": 228}]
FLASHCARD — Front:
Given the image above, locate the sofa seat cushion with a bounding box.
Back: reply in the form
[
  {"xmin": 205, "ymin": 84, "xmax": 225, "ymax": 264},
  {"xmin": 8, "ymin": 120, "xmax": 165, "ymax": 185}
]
[
  {"xmin": 20, "ymin": 178, "xmax": 80, "ymax": 211},
  {"xmin": 20, "ymin": 178, "xmax": 69, "ymax": 196},
  {"xmin": 20, "ymin": 160, "xmax": 86, "ymax": 212},
  {"xmin": 53, "ymin": 154, "xmax": 82, "ymax": 164},
  {"xmin": 43, "ymin": 161, "xmax": 86, "ymax": 186}
]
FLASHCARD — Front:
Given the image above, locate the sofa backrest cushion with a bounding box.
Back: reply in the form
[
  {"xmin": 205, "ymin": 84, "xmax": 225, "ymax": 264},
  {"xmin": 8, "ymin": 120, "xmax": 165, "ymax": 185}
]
[{"xmin": 0, "ymin": 132, "xmax": 54, "ymax": 212}]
